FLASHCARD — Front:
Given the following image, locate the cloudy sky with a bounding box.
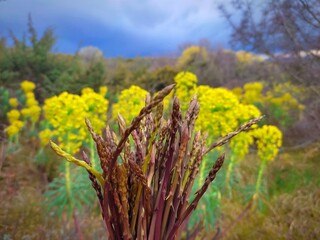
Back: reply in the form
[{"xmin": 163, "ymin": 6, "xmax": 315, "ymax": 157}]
[{"xmin": 0, "ymin": 0, "xmax": 231, "ymax": 57}]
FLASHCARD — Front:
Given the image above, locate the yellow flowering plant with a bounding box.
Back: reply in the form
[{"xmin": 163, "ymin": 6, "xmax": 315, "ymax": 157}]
[
  {"xmin": 41, "ymin": 88, "xmax": 109, "ymax": 218},
  {"xmin": 252, "ymin": 125, "xmax": 282, "ymax": 198},
  {"xmin": 4, "ymin": 120, "xmax": 24, "ymax": 145},
  {"xmin": 235, "ymin": 51, "xmax": 263, "ymax": 64},
  {"xmin": 235, "ymin": 51, "xmax": 264, "ymax": 74},
  {"xmin": 42, "ymin": 92, "xmax": 87, "ymax": 153},
  {"xmin": 235, "ymin": 81, "xmax": 305, "ymax": 128},
  {"xmin": 7, "ymin": 80, "xmax": 42, "ymax": 134},
  {"xmin": 166, "ymin": 71, "xmax": 283, "ymax": 228},
  {"xmin": 9, "ymin": 98, "xmax": 19, "ymax": 108},
  {"xmin": 20, "ymin": 80, "xmax": 36, "ymax": 93},
  {"xmin": 196, "ymin": 85, "xmax": 242, "ymax": 137},
  {"xmin": 3, "ymin": 84, "xmax": 30, "ymax": 148},
  {"xmin": 176, "ymin": 45, "xmax": 209, "ymax": 69},
  {"xmin": 5, "ymin": 109, "xmax": 24, "ymax": 147},
  {"xmin": 112, "ymin": 85, "xmax": 149, "ymax": 124},
  {"xmin": 174, "ymin": 71, "xmax": 198, "ymax": 112},
  {"xmin": 99, "ymin": 86, "xmax": 108, "ymax": 97},
  {"xmin": 7, "ymin": 109, "xmax": 21, "ymax": 124},
  {"xmin": 81, "ymin": 87, "xmax": 109, "ymax": 169}
]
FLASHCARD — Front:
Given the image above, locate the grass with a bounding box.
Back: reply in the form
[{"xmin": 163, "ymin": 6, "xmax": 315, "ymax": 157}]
[
  {"xmin": 214, "ymin": 142, "xmax": 320, "ymax": 239},
  {"xmin": 0, "ymin": 145, "xmax": 106, "ymax": 240}
]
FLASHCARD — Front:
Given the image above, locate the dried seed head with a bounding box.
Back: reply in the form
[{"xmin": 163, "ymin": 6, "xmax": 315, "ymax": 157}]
[
  {"xmin": 82, "ymin": 151, "xmax": 104, "ymax": 212},
  {"xmin": 118, "ymin": 113, "xmax": 127, "ymax": 137}
]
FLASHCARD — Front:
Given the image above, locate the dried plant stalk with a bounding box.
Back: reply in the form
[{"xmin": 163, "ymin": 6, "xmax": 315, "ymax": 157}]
[{"xmin": 50, "ymin": 85, "xmax": 263, "ymax": 240}]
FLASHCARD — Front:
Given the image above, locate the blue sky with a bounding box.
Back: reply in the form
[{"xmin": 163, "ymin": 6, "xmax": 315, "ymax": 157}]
[{"xmin": 0, "ymin": 0, "xmax": 231, "ymax": 57}]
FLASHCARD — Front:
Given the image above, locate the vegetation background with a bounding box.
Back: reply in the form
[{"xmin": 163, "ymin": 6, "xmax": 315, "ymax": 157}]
[{"xmin": 1, "ymin": 0, "xmax": 319, "ymax": 239}]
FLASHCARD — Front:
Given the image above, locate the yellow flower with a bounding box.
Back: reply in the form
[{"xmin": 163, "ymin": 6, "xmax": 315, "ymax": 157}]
[
  {"xmin": 112, "ymin": 85, "xmax": 149, "ymax": 124},
  {"xmin": 21, "ymin": 108, "xmax": 31, "ymax": 118},
  {"xmin": 176, "ymin": 46, "xmax": 208, "ymax": 69},
  {"xmin": 5, "ymin": 125, "xmax": 20, "ymax": 137},
  {"xmin": 7, "ymin": 109, "xmax": 20, "ymax": 124},
  {"xmin": 25, "ymin": 92, "xmax": 35, "ymax": 99},
  {"xmin": 253, "ymin": 125, "xmax": 282, "ymax": 162},
  {"xmin": 29, "ymin": 105, "xmax": 42, "ymax": 122},
  {"xmin": 99, "ymin": 86, "xmax": 108, "ymax": 96},
  {"xmin": 174, "ymin": 71, "xmax": 198, "ymax": 112},
  {"xmin": 25, "ymin": 92, "xmax": 39, "ymax": 108},
  {"xmin": 13, "ymin": 120, "xmax": 24, "ymax": 129},
  {"xmin": 195, "ymin": 85, "xmax": 241, "ymax": 137},
  {"xmin": 242, "ymin": 82, "xmax": 264, "ymax": 104},
  {"xmin": 39, "ymin": 129, "xmax": 53, "ymax": 146},
  {"xmin": 21, "ymin": 80, "xmax": 35, "ymax": 93},
  {"xmin": 81, "ymin": 88, "xmax": 109, "ymax": 132},
  {"xmin": 232, "ymin": 87, "xmax": 242, "ymax": 97},
  {"xmin": 26, "ymin": 98, "xmax": 38, "ymax": 107},
  {"xmin": 236, "ymin": 51, "xmax": 263, "ymax": 64},
  {"xmin": 81, "ymin": 87, "xmax": 94, "ymax": 95},
  {"xmin": 5, "ymin": 120, "xmax": 24, "ymax": 137},
  {"xmin": 9, "ymin": 98, "xmax": 19, "ymax": 108},
  {"xmin": 230, "ymin": 132, "xmax": 254, "ymax": 159},
  {"xmin": 43, "ymin": 89, "xmax": 109, "ymax": 154}
]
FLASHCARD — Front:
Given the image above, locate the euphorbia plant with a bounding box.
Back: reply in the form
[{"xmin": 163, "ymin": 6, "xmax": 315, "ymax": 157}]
[{"xmin": 50, "ymin": 84, "xmax": 262, "ymax": 240}]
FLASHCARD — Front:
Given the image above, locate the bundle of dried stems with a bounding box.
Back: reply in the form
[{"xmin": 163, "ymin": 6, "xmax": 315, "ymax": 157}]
[{"xmin": 50, "ymin": 84, "xmax": 262, "ymax": 240}]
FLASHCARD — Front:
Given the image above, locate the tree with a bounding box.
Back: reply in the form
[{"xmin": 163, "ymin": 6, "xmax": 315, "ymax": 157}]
[
  {"xmin": 78, "ymin": 46, "xmax": 103, "ymax": 64},
  {"xmin": 219, "ymin": 0, "xmax": 320, "ymax": 92},
  {"xmin": 219, "ymin": 0, "xmax": 320, "ymax": 141},
  {"xmin": 0, "ymin": 15, "xmax": 61, "ymax": 100},
  {"xmin": 0, "ymin": 17, "xmax": 109, "ymax": 100}
]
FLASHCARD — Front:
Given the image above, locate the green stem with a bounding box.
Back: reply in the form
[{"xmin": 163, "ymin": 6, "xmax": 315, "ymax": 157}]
[
  {"xmin": 8, "ymin": 135, "xmax": 13, "ymax": 147},
  {"xmin": 255, "ymin": 159, "xmax": 267, "ymax": 196},
  {"xmin": 65, "ymin": 141, "xmax": 74, "ymax": 210},
  {"xmin": 31, "ymin": 121, "xmax": 35, "ymax": 133},
  {"xmin": 198, "ymin": 156, "xmax": 207, "ymax": 187},
  {"xmin": 14, "ymin": 133, "xmax": 19, "ymax": 145},
  {"xmin": 65, "ymin": 161, "xmax": 71, "ymax": 196}
]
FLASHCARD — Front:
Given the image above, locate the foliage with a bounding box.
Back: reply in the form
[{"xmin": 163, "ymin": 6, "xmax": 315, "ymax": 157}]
[
  {"xmin": 4, "ymin": 80, "xmax": 41, "ymax": 145},
  {"xmin": 220, "ymin": 0, "xmax": 320, "ymax": 136},
  {"xmin": 176, "ymin": 45, "xmax": 208, "ymax": 70},
  {"xmin": 2, "ymin": 80, "xmax": 109, "ymax": 218},
  {"xmin": 0, "ymin": 18, "xmax": 107, "ymax": 100},
  {"xmin": 234, "ymin": 81, "xmax": 305, "ymax": 128},
  {"xmin": 0, "ymin": 145, "xmax": 107, "ymax": 239},
  {"xmin": 234, "ymin": 50, "xmax": 264, "ymax": 76},
  {"xmin": 0, "ymin": 17, "xmax": 56, "ymax": 89},
  {"xmin": 0, "ymin": 87, "xmax": 10, "ymax": 119},
  {"xmin": 0, "ymin": 16, "xmax": 316, "ymax": 239},
  {"xmin": 105, "ymin": 58, "xmax": 152, "ymax": 99},
  {"xmin": 220, "ymin": 0, "xmax": 320, "ymax": 89},
  {"xmin": 235, "ymin": 51, "xmax": 263, "ymax": 64},
  {"xmin": 44, "ymin": 166, "xmax": 95, "ymax": 217},
  {"xmin": 139, "ymin": 66, "xmax": 178, "ymax": 94},
  {"xmin": 225, "ymin": 185, "xmax": 320, "ymax": 240}
]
